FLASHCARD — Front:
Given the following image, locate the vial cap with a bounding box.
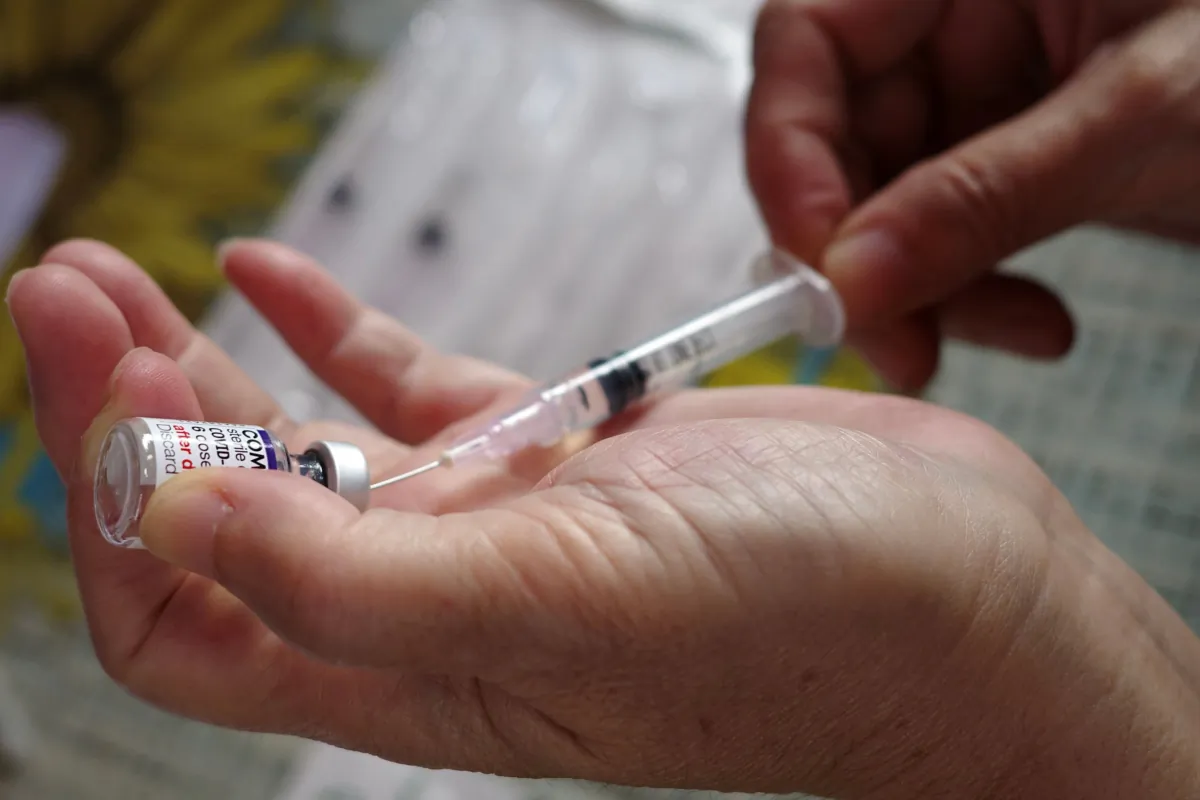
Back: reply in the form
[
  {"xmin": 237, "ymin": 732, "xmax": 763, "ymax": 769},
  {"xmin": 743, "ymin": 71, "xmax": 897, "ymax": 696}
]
[{"xmin": 306, "ymin": 441, "xmax": 371, "ymax": 512}]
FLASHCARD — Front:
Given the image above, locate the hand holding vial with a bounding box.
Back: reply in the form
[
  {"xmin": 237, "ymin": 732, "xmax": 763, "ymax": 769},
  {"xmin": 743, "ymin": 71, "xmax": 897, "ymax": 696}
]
[
  {"xmin": 94, "ymin": 417, "xmax": 370, "ymax": 548},
  {"xmin": 8, "ymin": 239, "xmax": 1200, "ymax": 798}
]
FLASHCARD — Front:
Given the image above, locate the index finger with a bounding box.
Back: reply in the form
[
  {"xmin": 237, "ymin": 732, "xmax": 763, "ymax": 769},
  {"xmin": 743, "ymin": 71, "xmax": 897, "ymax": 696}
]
[
  {"xmin": 745, "ymin": 1, "xmax": 852, "ymax": 265},
  {"xmin": 744, "ymin": 0, "xmax": 945, "ymax": 276}
]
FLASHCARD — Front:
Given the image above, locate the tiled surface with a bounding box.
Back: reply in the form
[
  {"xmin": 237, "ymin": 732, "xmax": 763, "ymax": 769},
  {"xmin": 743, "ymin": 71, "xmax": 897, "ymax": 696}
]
[{"xmin": 0, "ymin": 616, "xmax": 298, "ymax": 799}]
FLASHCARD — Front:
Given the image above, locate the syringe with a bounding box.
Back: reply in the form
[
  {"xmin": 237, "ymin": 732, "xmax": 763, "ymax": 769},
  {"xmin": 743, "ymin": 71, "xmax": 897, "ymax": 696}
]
[{"xmin": 371, "ymin": 248, "xmax": 845, "ymax": 489}]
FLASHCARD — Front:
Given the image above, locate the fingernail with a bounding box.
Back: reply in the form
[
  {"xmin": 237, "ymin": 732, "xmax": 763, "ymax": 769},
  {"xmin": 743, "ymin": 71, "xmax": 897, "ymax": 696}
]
[
  {"xmin": 140, "ymin": 476, "xmax": 230, "ymax": 578},
  {"xmin": 823, "ymin": 230, "xmax": 904, "ymax": 281},
  {"xmin": 215, "ymin": 238, "xmax": 248, "ymax": 273}
]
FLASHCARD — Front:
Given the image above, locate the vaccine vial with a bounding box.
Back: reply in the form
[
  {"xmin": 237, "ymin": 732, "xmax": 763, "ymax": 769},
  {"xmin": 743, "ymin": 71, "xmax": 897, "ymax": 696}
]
[{"xmin": 94, "ymin": 418, "xmax": 372, "ymax": 549}]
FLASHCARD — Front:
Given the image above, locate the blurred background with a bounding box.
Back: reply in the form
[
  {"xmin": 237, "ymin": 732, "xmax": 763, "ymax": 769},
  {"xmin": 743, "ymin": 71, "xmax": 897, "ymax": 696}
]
[{"xmin": 0, "ymin": 1, "xmax": 1198, "ymax": 798}]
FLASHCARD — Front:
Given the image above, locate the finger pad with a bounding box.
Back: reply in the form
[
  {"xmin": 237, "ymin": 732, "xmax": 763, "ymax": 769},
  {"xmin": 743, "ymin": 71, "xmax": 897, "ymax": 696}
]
[
  {"xmin": 222, "ymin": 241, "xmax": 355, "ymax": 355},
  {"xmin": 111, "ymin": 349, "xmax": 204, "ymax": 418}
]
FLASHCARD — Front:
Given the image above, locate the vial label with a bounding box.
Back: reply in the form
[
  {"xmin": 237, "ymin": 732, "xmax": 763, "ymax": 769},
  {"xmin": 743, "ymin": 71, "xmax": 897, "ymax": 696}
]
[{"xmin": 138, "ymin": 418, "xmax": 282, "ymax": 486}]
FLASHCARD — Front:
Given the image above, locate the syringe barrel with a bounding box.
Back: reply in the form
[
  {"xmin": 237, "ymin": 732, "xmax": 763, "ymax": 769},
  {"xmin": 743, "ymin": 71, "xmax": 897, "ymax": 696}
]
[
  {"xmin": 550, "ymin": 249, "xmax": 843, "ymax": 417},
  {"xmin": 748, "ymin": 248, "xmax": 844, "ymax": 349},
  {"xmin": 443, "ymin": 249, "xmax": 844, "ymax": 466}
]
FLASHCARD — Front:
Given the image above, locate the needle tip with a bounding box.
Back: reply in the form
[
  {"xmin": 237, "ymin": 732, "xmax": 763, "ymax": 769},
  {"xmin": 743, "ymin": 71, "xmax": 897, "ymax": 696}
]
[{"xmin": 370, "ymin": 460, "xmax": 442, "ymax": 491}]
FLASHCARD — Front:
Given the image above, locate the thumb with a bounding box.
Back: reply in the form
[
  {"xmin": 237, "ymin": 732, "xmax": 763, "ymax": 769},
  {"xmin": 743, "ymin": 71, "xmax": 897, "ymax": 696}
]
[
  {"xmin": 138, "ymin": 467, "xmax": 582, "ymax": 676},
  {"xmin": 823, "ymin": 7, "xmax": 1200, "ymax": 326}
]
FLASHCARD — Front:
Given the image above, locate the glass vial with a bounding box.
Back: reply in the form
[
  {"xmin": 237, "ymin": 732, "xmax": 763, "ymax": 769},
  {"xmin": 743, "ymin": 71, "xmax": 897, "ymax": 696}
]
[{"xmin": 94, "ymin": 417, "xmax": 371, "ymax": 549}]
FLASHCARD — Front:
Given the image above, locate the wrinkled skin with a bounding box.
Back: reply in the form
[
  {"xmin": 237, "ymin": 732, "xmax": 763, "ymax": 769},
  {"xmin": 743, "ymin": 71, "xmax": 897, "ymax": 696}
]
[
  {"xmin": 7, "ymin": 240, "xmax": 1200, "ymax": 799},
  {"xmin": 747, "ymin": 0, "xmax": 1200, "ymax": 391}
]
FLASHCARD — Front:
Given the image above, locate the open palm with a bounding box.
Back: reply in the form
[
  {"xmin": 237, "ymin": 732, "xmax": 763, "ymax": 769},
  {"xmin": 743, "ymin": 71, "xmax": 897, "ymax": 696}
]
[{"xmin": 9, "ymin": 239, "xmax": 1199, "ymax": 798}]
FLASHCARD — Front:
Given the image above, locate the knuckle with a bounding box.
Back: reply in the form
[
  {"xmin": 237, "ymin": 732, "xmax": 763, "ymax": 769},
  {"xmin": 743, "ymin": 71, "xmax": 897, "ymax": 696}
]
[
  {"xmin": 934, "ymin": 153, "xmax": 1020, "ymax": 260},
  {"xmin": 753, "ymin": 0, "xmax": 795, "ymax": 37},
  {"xmin": 1120, "ymin": 47, "xmax": 1174, "ymax": 100},
  {"xmin": 92, "ymin": 638, "xmax": 137, "ymax": 690},
  {"xmin": 752, "ymin": 0, "xmax": 811, "ymax": 67},
  {"xmin": 88, "ymin": 598, "xmax": 183, "ymax": 706},
  {"xmin": 1115, "ymin": 43, "xmax": 1198, "ymax": 122},
  {"xmin": 1087, "ymin": 10, "xmax": 1200, "ymax": 128}
]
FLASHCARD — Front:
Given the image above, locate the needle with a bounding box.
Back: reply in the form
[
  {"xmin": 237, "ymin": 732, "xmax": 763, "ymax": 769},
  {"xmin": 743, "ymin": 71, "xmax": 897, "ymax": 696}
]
[{"xmin": 370, "ymin": 460, "xmax": 442, "ymax": 491}]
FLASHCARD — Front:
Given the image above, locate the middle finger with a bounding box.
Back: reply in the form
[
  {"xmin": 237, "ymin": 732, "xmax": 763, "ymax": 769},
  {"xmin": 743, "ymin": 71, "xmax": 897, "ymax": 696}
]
[{"xmin": 218, "ymin": 239, "xmax": 530, "ymax": 446}]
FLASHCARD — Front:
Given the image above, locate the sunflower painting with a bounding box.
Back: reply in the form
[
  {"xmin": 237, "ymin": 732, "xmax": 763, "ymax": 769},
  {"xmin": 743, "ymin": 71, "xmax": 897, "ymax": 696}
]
[{"xmin": 0, "ymin": 0, "xmax": 353, "ymax": 620}]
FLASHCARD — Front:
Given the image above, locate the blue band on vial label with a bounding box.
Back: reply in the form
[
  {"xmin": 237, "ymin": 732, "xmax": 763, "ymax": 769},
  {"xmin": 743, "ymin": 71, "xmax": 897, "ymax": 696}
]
[{"xmin": 258, "ymin": 427, "xmax": 279, "ymax": 470}]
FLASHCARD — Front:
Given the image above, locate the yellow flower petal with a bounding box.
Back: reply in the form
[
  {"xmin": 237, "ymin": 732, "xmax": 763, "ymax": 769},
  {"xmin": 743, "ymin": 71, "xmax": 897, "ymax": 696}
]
[
  {"xmin": 0, "ymin": 507, "xmax": 35, "ymax": 545},
  {"xmin": 67, "ymin": 173, "xmax": 194, "ymax": 239},
  {"xmin": 121, "ymin": 152, "xmax": 285, "ymax": 213},
  {"xmin": 821, "ymin": 351, "xmax": 884, "ymax": 391},
  {"xmin": 0, "ymin": 242, "xmax": 37, "ymax": 422},
  {"xmin": 108, "ymin": 0, "xmax": 211, "ymax": 90},
  {"xmin": 0, "ymin": 0, "xmax": 45, "ymax": 78},
  {"xmin": 169, "ymin": 0, "xmax": 290, "ymax": 71},
  {"xmin": 144, "ymin": 48, "xmax": 324, "ymax": 109},
  {"xmin": 129, "ymin": 116, "xmax": 316, "ymax": 153},
  {"xmin": 121, "ymin": 233, "xmax": 224, "ymax": 293},
  {"xmin": 53, "ymin": 0, "xmax": 141, "ymax": 64}
]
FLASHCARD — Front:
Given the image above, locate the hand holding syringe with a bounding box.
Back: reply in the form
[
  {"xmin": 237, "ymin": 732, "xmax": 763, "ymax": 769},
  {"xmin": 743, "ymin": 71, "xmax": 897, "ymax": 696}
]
[{"xmin": 372, "ymin": 248, "xmax": 845, "ymax": 488}]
